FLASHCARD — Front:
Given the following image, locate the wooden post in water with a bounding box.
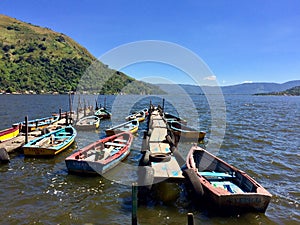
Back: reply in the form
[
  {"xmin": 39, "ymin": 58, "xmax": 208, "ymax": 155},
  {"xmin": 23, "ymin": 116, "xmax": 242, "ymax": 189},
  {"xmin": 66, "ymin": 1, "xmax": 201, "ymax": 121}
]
[
  {"xmin": 68, "ymin": 92, "xmax": 73, "ymax": 124},
  {"xmin": 84, "ymin": 99, "xmax": 86, "ymax": 117},
  {"xmin": 25, "ymin": 116, "xmax": 28, "ymax": 144},
  {"xmin": 65, "ymin": 112, "xmax": 69, "ymax": 126},
  {"xmin": 187, "ymin": 213, "xmax": 194, "ymax": 225},
  {"xmin": 132, "ymin": 183, "xmax": 138, "ymax": 225},
  {"xmin": 59, "ymin": 108, "xmax": 62, "ymax": 120}
]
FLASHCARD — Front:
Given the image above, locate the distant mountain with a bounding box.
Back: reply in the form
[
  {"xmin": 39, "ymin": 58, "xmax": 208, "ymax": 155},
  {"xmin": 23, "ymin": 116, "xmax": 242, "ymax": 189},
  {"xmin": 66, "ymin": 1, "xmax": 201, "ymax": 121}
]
[
  {"xmin": 0, "ymin": 14, "xmax": 164, "ymax": 95},
  {"xmin": 254, "ymin": 86, "xmax": 300, "ymax": 96},
  {"xmin": 155, "ymin": 80, "xmax": 300, "ymax": 95}
]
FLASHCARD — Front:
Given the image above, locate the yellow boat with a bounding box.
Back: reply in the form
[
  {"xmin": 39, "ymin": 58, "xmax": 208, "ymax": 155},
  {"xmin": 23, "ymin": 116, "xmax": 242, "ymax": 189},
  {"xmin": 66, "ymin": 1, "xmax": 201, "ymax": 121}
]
[
  {"xmin": 0, "ymin": 125, "xmax": 20, "ymax": 142},
  {"xmin": 105, "ymin": 119, "xmax": 139, "ymax": 136}
]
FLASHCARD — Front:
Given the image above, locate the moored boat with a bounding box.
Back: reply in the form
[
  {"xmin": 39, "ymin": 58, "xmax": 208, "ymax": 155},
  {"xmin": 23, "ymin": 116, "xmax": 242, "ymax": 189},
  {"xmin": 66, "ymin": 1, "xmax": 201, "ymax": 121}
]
[
  {"xmin": 65, "ymin": 132, "xmax": 133, "ymax": 174},
  {"xmin": 125, "ymin": 110, "xmax": 146, "ymax": 122},
  {"xmin": 13, "ymin": 115, "xmax": 59, "ymax": 132},
  {"xmin": 75, "ymin": 116, "xmax": 100, "ymax": 130},
  {"xmin": 167, "ymin": 120, "xmax": 206, "ymax": 142},
  {"xmin": 184, "ymin": 145, "xmax": 272, "ymax": 213},
  {"xmin": 105, "ymin": 119, "xmax": 139, "ymax": 136},
  {"xmin": 94, "ymin": 107, "xmax": 111, "ymax": 119},
  {"xmin": 163, "ymin": 112, "xmax": 187, "ymax": 125},
  {"xmin": 23, "ymin": 126, "xmax": 77, "ymax": 157},
  {"xmin": 0, "ymin": 125, "xmax": 20, "ymax": 142}
]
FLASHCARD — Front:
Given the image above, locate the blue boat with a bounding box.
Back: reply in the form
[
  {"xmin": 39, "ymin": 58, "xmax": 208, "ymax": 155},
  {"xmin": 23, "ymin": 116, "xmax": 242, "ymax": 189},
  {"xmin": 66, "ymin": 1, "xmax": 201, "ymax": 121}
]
[
  {"xmin": 23, "ymin": 126, "xmax": 77, "ymax": 156},
  {"xmin": 13, "ymin": 115, "xmax": 59, "ymax": 132}
]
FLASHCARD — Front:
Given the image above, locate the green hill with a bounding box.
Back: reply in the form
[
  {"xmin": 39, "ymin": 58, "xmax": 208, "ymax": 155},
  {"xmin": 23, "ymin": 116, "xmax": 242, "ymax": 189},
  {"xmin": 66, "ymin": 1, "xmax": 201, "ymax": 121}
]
[
  {"xmin": 254, "ymin": 86, "xmax": 300, "ymax": 96},
  {"xmin": 0, "ymin": 14, "xmax": 164, "ymax": 94}
]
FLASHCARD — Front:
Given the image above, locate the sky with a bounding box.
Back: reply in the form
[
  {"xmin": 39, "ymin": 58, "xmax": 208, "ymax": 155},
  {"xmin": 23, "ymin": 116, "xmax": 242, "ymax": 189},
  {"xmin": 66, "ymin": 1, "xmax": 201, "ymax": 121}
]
[{"xmin": 0, "ymin": 0, "xmax": 299, "ymax": 85}]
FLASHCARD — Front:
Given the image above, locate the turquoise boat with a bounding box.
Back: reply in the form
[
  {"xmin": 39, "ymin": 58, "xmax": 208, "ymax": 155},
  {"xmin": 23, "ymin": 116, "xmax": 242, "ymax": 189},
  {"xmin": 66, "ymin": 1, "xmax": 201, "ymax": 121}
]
[
  {"xmin": 23, "ymin": 126, "xmax": 77, "ymax": 156},
  {"xmin": 13, "ymin": 115, "xmax": 59, "ymax": 132},
  {"xmin": 94, "ymin": 107, "xmax": 111, "ymax": 119}
]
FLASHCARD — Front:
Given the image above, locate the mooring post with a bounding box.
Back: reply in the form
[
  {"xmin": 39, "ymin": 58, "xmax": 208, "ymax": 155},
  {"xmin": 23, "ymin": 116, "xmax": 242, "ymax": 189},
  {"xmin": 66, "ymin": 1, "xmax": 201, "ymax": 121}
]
[
  {"xmin": 84, "ymin": 99, "xmax": 86, "ymax": 117},
  {"xmin": 25, "ymin": 116, "xmax": 28, "ymax": 144},
  {"xmin": 68, "ymin": 92, "xmax": 73, "ymax": 124},
  {"xmin": 132, "ymin": 183, "xmax": 138, "ymax": 225},
  {"xmin": 65, "ymin": 112, "xmax": 69, "ymax": 126},
  {"xmin": 76, "ymin": 106, "xmax": 79, "ymax": 122},
  {"xmin": 187, "ymin": 213, "xmax": 194, "ymax": 225},
  {"xmin": 59, "ymin": 108, "xmax": 62, "ymax": 120}
]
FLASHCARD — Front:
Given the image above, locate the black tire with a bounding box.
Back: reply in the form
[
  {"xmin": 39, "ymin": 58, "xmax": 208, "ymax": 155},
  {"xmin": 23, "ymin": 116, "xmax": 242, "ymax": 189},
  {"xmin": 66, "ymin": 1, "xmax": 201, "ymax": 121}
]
[
  {"xmin": 183, "ymin": 168, "xmax": 204, "ymax": 197},
  {"xmin": 0, "ymin": 148, "xmax": 10, "ymax": 162},
  {"xmin": 149, "ymin": 153, "xmax": 171, "ymax": 163}
]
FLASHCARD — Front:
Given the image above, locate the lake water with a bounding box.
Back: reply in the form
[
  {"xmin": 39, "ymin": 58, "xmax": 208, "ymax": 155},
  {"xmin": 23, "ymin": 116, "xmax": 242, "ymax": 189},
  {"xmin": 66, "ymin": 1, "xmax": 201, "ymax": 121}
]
[{"xmin": 0, "ymin": 94, "xmax": 299, "ymax": 225}]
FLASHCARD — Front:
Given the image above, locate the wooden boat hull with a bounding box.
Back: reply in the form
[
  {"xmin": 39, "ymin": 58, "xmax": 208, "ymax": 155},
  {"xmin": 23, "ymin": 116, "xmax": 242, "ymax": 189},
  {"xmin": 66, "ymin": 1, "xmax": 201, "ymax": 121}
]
[
  {"xmin": 14, "ymin": 115, "xmax": 59, "ymax": 132},
  {"xmin": 185, "ymin": 145, "xmax": 272, "ymax": 213},
  {"xmin": 163, "ymin": 112, "xmax": 187, "ymax": 125},
  {"xmin": 168, "ymin": 121, "xmax": 206, "ymax": 141},
  {"xmin": 0, "ymin": 125, "xmax": 20, "ymax": 142},
  {"xmin": 105, "ymin": 120, "xmax": 139, "ymax": 136},
  {"xmin": 94, "ymin": 108, "xmax": 111, "ymax": 119},
  {"xmin": 23, "ymin": 126, "xmax": 77, "ymax": 157},
  {"xmin": 75, "ymin": 116, "xmax": 100, "ymax": 130},
  {"xmin": 66, "ymin": 148, "xmax": 130, "ymax": 174},
  {"xmin": 125, "ymin": 110, "xmax": 146, "ymax": 122},
  {"xmin": 65, "ymin": 132, "xmax": 133, "ymax": 175}
]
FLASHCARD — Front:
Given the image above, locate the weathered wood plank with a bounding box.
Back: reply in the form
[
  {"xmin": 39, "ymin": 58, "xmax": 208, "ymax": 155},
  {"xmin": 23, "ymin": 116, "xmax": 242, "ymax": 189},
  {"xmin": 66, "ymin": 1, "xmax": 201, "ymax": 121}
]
[
  {"xmin": 166, "ymin": 156, "xmax": 184, "ymax": 178},
  {"xmin": 149, "ymin": 128, "xmax": 167, "ymax": 142},
  {"xmin": 151, "ymin": 161, "xmax": 169, "ymax": 178}
]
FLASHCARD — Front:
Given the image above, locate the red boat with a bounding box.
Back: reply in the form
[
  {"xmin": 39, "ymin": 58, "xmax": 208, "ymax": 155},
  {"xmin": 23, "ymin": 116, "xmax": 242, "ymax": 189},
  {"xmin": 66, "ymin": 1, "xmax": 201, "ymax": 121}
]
[{"xmin": 65, "ymin": 132, "xmax": 133, "ymax": 175}]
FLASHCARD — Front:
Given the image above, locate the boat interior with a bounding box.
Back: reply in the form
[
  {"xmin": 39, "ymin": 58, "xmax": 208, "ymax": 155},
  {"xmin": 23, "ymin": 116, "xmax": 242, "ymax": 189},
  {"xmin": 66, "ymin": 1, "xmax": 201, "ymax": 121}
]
[{"xmin": 193, "ymin": 149, "xmax": 258, "ymax": 193}]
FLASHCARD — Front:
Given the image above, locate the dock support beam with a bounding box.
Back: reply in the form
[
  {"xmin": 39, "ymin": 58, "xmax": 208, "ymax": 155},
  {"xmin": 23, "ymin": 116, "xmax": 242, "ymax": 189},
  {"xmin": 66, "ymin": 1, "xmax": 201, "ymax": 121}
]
[
  {"xmin": 25, "ymin": 116, "xmax": 28, "ymax": 144},
  {"xmin": 187, "ymin": 213, "xmax": 194, "ymax": 225},
  {"xmin": 68, "ymin": 93, "xmax": 73, "ymax": 124},
  {"xmin": 132, "ymin": 183, "xmax": 138, "ymax": 225}
]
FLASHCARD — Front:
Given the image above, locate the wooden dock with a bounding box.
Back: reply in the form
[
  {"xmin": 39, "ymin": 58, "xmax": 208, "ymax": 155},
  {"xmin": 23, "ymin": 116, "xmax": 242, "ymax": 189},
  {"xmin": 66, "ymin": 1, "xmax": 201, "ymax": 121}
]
[
  {"xmin": 147, "ymin": 108, "xmax": 184, "ymax": 183},
  {"xmin": 0, "ymin": 115, "xmax": 73, "ymax": 155}
]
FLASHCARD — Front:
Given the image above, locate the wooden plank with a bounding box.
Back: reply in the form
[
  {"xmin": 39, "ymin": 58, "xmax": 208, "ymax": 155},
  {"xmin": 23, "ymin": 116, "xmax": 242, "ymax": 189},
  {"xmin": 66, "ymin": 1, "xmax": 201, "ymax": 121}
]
[
  {"xmin": 151, "ymin": 161, "xmax": 169, "ymax": 178},
  {"xmin": 149, "ymin": 142, "xmax": 161, "ymax": 153},
  {"xmin": 165, "ymin": 156, "xmax": 184, "ymax": 178},
  {"xmin": 0, "ymin": 135, "xmax": 36, "ymax": 153},
  {"xmin": 159, "ymin": 143, "xmax": 171, "ymax": 154},
  {"xmin": 152, "ymin": 119, "xmax": 167, "ymax": 128},
  {"xmin": 149, "ymin": 128, "xmax": 167, "ymax": 142}
]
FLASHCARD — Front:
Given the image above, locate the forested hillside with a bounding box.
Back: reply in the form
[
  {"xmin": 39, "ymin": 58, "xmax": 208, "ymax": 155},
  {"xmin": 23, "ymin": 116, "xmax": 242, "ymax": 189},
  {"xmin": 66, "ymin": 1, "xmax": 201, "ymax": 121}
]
[{"xmin": 0, "ymin": 14, "xmax": 163, "ymax": 94}]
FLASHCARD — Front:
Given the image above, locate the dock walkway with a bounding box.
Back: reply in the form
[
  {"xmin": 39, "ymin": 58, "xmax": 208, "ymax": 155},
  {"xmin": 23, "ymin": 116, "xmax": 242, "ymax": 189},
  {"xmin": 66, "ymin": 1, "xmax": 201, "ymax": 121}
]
[{"xmin": 147, "ymin": 109, "xmax": 184, "ymax": 182}]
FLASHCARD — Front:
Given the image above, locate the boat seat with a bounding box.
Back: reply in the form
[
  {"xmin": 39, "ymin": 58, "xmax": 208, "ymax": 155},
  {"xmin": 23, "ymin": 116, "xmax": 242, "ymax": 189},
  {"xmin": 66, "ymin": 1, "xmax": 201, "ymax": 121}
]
[
  {"xmin": 210, "ymin": 181, "xmax": 244, "ymax": 194},
  {"xmin": 58, "ymin": 132, "xmax": 71, "ymax": 136},
  {"xmin": 199, "ymin": 171, "xmax": 235, "ymax": 180},
  {"xmin": 105, "ymin": 142, "xmax": 126, "ymax": 147},
  {"xmin": 114, "ymin": 139, "xmax": 127, "ymax": 143}
]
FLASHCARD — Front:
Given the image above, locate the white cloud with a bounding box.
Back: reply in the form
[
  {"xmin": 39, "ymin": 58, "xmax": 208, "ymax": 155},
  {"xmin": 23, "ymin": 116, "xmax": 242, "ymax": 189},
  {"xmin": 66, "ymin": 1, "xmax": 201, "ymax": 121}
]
[
  {"xmin": 242, "ymin": 80, "xmax": 253, "ymax": 84},
  {"xmin": 204, "ymin": 75, "xmax": 217, "ymax": 81}
]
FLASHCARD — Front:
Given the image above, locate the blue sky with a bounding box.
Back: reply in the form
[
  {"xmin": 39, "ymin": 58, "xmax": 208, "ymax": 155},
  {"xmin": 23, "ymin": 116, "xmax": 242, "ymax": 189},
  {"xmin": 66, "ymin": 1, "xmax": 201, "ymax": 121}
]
[{"xmin": 0, "ymin": 0, "xmax": 299, "ymax": 85}]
